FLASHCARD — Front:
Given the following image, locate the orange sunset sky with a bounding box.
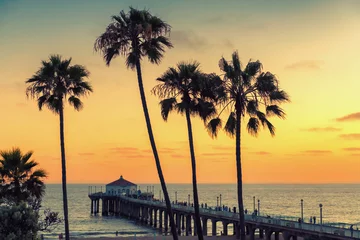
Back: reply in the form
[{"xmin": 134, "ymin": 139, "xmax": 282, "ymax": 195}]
[{"xmin": 0, "ymin": 0, "xmax": 359, "ymax": 184}]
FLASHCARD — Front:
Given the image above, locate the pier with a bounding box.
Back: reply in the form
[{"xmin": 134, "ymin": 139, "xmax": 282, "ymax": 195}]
[{"xmin": 88, "ymin": 192, "xmax": 359, "ymax": 240}]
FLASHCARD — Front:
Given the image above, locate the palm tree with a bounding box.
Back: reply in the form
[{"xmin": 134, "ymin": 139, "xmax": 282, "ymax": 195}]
[
  {"xmin": 152, "ymin": 62, "xmax": 220, "ymax": 239},
  {"xmin": 93, "ymin": 8, "xmax": 178, "ymax": 239},
  {"xmin": 26, "ymin": 55, "xmax": 93, "ymax": 240},
  {"xmin": 206, "ymin": 51, "xmax": 290, "ymax": 240},
  {"xmin": 0, "ymin": 147, "xmax": 47, "ymax": 205}
]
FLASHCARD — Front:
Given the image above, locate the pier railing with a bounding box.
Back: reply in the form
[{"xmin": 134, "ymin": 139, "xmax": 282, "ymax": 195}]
[
  {"xmin": 126, "ymin": 196, "xmax": 359, "ymax": 238},
  {"xmin": 89, "ymin": 193, "xmax": 360, "ymax": 239}
]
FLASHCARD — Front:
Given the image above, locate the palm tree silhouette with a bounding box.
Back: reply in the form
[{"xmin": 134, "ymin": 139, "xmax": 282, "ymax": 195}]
[
  {"xmin": 26, "ymin": 55, "xmax": 93, "ymax": 240},
  {"xmin": 93, "ymin": 7, "xmax": 178, "ymax": 239},
  {"xmin": 207, "ymin": 51, "xmax": 289, "ymax": 240},
  {"xmin": 153, "ymin": 61, "xmax": 221, "ymax": 240},
  {"xmin": 0, "ymin": 147, "xmax": 47, "ymax": 206}
]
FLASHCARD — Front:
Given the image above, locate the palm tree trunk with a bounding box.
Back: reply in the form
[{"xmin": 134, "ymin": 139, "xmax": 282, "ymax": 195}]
[
  {"xmin": 236, "ymin": 110, "xmax": 245, "ymax": 240},
  {"xmin": 135, "ymin": 60, "xmax": 178, "ymax": 240},
  {"xmin": 59, "ymin": 102, "xmax": 70, "ymax": 240},
  {"xmin": 185, "ymin": 109, "xmax": 204, "ymax": 240}
]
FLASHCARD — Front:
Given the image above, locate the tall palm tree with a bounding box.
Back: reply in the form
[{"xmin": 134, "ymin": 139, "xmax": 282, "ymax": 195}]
[
  {"xmin": 93, "ymin": 8, "xmax": 178, "ymax": 239},
  {"xmin": 26, "ymin": 55, "xmax": 93, "ymax": 240},
  {"xmin": 0, "ymin": 147, "xmax": 47, "ymax": 205},
  {"xmin": 152, "ymin": 62, "xmax": 220, "ymax": 240},
  {"xmin": 206, "ymin": 51, "xmax": 290, "ymax": 240}
]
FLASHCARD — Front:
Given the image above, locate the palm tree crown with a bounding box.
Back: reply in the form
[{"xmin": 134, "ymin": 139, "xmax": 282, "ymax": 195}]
[
  {"xmin": 207, "ymin": 51, "xmax": 290, "ymax": 137},
  {"xmin": 0, "ymin": 147, "xmax": 47, "ymax": 204},
  {"xmin": 152, "ymin": 61, "xmax": 220, "ymax": 121},
  {"xmin": 94, "ymin": 7, "xmax": 173, "ymax": 68},
  {"xmin": 25, "ymin": 54, "xmax": 93, "ymax": 113}
]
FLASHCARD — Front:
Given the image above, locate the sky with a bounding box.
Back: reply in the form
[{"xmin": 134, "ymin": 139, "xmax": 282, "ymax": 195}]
[{"xmin": 0, "ymin": 0, "xmax": 359, "ymax": 184}]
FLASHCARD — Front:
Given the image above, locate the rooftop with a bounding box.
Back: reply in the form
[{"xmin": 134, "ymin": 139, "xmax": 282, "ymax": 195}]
[{"xmin": 106, "ymin": 175, "xmax": 136, "ymax": 187}]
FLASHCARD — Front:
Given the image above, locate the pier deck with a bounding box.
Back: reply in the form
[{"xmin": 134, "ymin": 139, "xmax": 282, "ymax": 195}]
[{"xmin": 89, "ymin": 193, "xmax": 359, "ymax": 240}]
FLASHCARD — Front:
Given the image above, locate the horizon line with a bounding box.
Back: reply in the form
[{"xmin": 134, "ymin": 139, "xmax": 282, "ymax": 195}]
[{"xmin": 45, "ymin": 182, "xmax": 360, "ymax": 185}]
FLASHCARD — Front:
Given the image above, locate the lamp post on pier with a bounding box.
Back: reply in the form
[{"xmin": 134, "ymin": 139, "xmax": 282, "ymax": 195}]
[
  {"xmin": 188, "ymin": 194, "xmax": 190, "ymax": 205},
  {"xmin": 301, "ymin": 199, "xmax": 304, "ymax": 221},
  {"xmin": 258, "ymin": 199, "xmax": 260, "ymax": 216},
  {"xmin": 175, "ymin": 191, "xmax": 177, "ymax": 203},
  {"xmin": 220, "ymin": 194, "xmax": 222, "ymax": 209},
  {"xmin": 217, "ymin": 196, "xmax": 219, "ymax": 208},
  {"xmin": 253, "ymin": 196, "xmax": 255, "ymax": 212},
  {"xmin": 319, "ymin": 204, "xmax": 323, "ymax": 225}
]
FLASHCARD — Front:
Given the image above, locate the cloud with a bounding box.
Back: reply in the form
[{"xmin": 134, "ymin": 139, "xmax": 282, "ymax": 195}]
[
  {"xmin": 206, "ymin": 16, "xmax": 225, "ymax": 24},
  {"xmin": 343, "ymin": 147, "xmax": 360, "ymax": 151},
  {"xmin": 126, "ymin": 154, "xmax": 152, "ymax": 159},
  {"xmin": 209, "ymin": 159, "xmax": 229, "ymax": 163},
  {"xmin": 339, "ymin": 134, "xmax": 360, "ymax": 140},
  {"xmin": 16, "ymin": 102, "xmax": 27, "ymax": 107},
  {"xmin": 170, "ymin": 31, "xmax": 234, "ymax": 51},
  {"xmin": 170, "ymin": 31, "xmax": 208, "ymax": 51},
  {"xmin": 202, "ymin": 153, "xmax": 233, "ymax": 157},
  {"xmin": 351, "ymin": 153, "xmax": 360, "ymax": 156},
  {"xmin": 159, "ymin": 148, "xmax": 178, "ymax": 153},
  {"xmin": 302, "ymin": 127, "xmax": 342, "ymax": 132},
  {"xmin": 211, "ymin": 146, "xmax": 233, "ymax": 151},
  {"xmin": 302, "ymin": 150, "xmax": 332, "ymax": 154},
  {"xmin": 78, "ymin": 152, "xmax": 95, "ymax": 156},
  {"xmin": 223, "ymin": 39, "xmax": 235, "ymax": 49},
  {"xmin": 251, "ymin": 151, "xmax": 271, "ymax": 155},
  {"xmin": 142, "ymin": 148, "xmax": 178, "ymax": 154},
  {"xmin": 285, "ymin": 60, "xmax": 324, "ymax": 70},
  {"xmin": 109, "ymin": 147, "xmax": 138, "ymax": 152},
  {"xmin": 108, "ymin": 147, "xmax": 154, "ymax": 159},
  {"xmin": 336, "ymin": 112, "xmax": 360, "ymax": 122}
]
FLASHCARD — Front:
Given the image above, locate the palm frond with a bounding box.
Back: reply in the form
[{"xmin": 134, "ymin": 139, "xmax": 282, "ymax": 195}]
[
  {"xmin": 175, "ymin": 102, "xmax": 187, "ymax": 115},
  {"xmin": 246, "ymin": 100, "xmax": 259, "ymax": 117},
  {"xmin": 266, "ymin": 105, "xmax": 286, "ymax": 119},
  {"xmin": 231, "ymin": 51, "xmax": 242, "ymax": 73},
  {"xmin": 224, "ymin": 112, "xmax": 236, "ymax": 137},
  {"xmin": 244, "ymin": 60, "xmax": 262, "ymax": 77},
  {"xmin": 206, "ymin": 118, "xmax": 222, "ymax": 139},
  {"xmin": 256, "ymin": 72, "xmax": 278, "ymax": 95},
  {"xmin": 159, "ymin": 98, "xmax": 177, "ymax": 121},
  {"xmin": 247, "ymin": 117, "xmax": 260, "ymax": 136},
  {"xmin": 68, "ymin": 96, "xmax": 83, "ymax": 111},
  {"xmin": 195, "ymin": 99, "xmax": 217, "ymax": 122},
  {"xmin": 269, "ymin": 90, "xmax": 290, "ymax": 103},
  {"xmin": 142, "ymin": 36, "xmax": 173, "ymax": 64},
  {"xmin": 37, "ymin": 95, "xmax": 49, "ymax": 111},
  {"xmin": 31, "ymin": 169, "xmax": 47, "ymax": 178}
]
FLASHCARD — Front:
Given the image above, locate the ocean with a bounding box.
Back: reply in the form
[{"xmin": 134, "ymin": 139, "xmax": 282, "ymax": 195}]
[{"xmin": 41, "ymin": 184, "xmax": 360, "ymax": 239}]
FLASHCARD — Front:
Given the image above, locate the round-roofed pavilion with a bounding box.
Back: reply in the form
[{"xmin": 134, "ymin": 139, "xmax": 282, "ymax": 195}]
[{"xmin": 106, "ymin": 175, "xmax": 137, "ymax": 196}]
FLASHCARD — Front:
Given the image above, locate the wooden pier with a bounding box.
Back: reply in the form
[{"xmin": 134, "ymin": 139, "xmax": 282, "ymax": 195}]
[{"xmin": 89, "ymin": 192, "xmax": 359, "ymax": 240}]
